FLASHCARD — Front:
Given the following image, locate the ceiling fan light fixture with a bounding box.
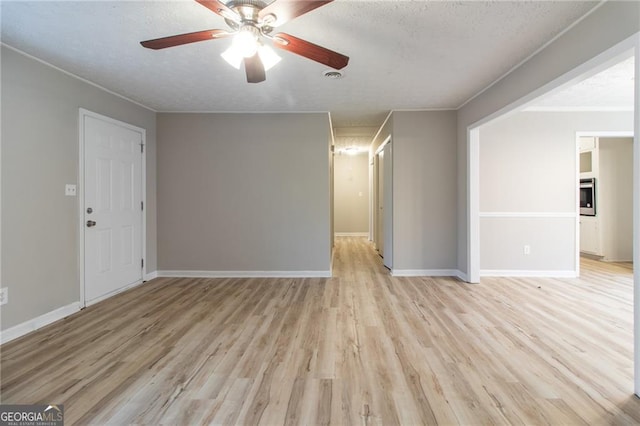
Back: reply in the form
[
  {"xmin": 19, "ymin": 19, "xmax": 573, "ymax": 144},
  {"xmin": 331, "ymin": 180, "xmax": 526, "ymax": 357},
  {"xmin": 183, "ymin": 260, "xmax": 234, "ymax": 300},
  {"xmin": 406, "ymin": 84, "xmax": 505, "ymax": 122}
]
[
  {"xmin": 221, "ymin": 45, "xmax": 244, "ymax": 69},
  {"xmin": 258, "ymin": 43, "xmax": 281, "ymax": 71},
  {"xmin": 140, "ymin": 0, "xmax": 350, "ymax": 83},
  {"xmin": 233, "ymin": 26, "xmax": 260, "ymax": 58}
]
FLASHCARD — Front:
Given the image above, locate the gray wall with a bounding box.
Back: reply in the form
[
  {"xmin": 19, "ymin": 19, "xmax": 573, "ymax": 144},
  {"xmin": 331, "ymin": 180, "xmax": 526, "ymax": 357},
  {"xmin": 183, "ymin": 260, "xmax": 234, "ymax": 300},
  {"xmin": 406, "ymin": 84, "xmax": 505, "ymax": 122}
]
[
  {"xmin": 479, "ymin": 111, "xmax": 633, "ymax": 272},
  {"xmin": 392, "ymin": 111, "xmax": 458, "ymax": 271},
  {"xmin": 156, "ymin": 113, "xmax": 331, "ymax": 273},
  {"xmin": 334, "ymin": 153, "xmax": 369, "ymax": 234},
  {"xmin": 369, "ymin": 111, "xmax": 458, "ymax": 272},
  {"xmin": 457, "ymin": 1, "xmax": 640, "ymax": 275},
  {"xmin": 599, "ymin": 137, "xmax": 634, "ymax": 261},
  {"xmin": 1, "ymin": 46, "xmax": 157, "ymax": 330}
]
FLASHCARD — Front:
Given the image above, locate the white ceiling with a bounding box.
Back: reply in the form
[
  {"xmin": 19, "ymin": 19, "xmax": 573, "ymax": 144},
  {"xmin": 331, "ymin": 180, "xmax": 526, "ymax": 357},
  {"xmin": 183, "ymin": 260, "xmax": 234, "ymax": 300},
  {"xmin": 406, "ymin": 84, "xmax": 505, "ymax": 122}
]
[
  {"xmin": 526, "ymin": 56, "xmax": 635, "ymax": 111},
  {"xmin": 1, "ymin": 0, "xmax": 602, "ymax": 132}
]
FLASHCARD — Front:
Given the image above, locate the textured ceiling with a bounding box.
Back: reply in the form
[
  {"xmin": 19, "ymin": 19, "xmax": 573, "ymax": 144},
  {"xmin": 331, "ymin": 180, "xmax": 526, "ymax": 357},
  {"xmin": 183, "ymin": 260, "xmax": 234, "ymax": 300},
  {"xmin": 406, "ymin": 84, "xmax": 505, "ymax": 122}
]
[
  {"xmin": 1, "ymin": 0, "xmax": 601, "ymax": 131},
  {"xmin": 527, "ymin": 56, "xmax": 635, "ymax": 111}
]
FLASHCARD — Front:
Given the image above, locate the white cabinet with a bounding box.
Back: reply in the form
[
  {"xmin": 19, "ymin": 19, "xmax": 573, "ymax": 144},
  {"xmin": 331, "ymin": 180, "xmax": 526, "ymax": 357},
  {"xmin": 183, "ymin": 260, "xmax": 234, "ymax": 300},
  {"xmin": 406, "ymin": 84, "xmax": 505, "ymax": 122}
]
[
  {"xmin": 579, "ymin": 136, "xmax": 596, "ymax": 151},
  {"xmin": 579, "ymin": 136, "xmax": 598, "ymax": 178},
  {"xmin": 580, "ymin": 216, "xmax": 600, "ymax": 255}
]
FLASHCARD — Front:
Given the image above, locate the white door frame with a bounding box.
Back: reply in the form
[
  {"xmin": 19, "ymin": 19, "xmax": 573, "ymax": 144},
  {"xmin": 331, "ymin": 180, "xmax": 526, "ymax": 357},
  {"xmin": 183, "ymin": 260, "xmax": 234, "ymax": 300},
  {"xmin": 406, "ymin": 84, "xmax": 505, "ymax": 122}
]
[
  {"xmin": 467, "ymin": 33, "xmax": 639, "ymax": 392},
  {"xmin": 78, "ymin": 109, "xmax": 146, "ymax": 308},
  {"xmin": 374, "ymin": 137, "xmax": 392, "ymax": 264},
  {"xmin": 467, "ymin": 34, "xmax": 638, "ymax": 282}
]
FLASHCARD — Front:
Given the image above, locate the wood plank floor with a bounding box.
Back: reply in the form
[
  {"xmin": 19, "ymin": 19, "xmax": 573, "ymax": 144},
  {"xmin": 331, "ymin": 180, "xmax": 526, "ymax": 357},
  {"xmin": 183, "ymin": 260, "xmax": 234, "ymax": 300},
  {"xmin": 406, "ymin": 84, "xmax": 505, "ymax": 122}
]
[{"xmin": 2, "ymin": 237, "xmax": 640, "ymax": 425}]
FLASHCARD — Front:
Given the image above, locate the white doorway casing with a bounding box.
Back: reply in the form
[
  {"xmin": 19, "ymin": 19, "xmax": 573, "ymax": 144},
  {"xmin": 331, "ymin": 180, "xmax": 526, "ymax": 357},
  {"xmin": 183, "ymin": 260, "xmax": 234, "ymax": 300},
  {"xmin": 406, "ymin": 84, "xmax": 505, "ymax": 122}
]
[
  {"xmin": 382, "ymin": 142, "xmax": 393, "ymax": 269},
  {"xmin": 633, "ymin": 32, "xmax": 640, "ymax": 397},
  {"xmin": 373, "ymin": 136, "xmax": 393, "ymax": 270},
  {"xmin": 79, "ymin": 109, "xmax": 147, "ymax": 306}
]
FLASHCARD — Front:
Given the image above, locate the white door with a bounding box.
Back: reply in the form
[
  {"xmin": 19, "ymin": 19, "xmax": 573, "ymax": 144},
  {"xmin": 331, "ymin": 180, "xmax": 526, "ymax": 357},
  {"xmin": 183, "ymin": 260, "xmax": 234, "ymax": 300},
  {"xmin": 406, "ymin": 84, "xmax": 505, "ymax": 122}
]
[
  {"xmin": 83, "ymin": 113, "xmax": 143, "ymax": 303},
  {"xmin": 382, "ymin": 142, "xmax": 393, "ymax": 269}
]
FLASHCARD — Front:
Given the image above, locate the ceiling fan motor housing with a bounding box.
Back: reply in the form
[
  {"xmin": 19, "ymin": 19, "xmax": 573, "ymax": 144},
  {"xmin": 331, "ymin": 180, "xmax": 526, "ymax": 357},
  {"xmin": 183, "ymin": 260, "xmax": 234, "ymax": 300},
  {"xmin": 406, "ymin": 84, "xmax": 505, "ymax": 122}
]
[{"xmin": 225, "ymin": 1, "xmax": 271, "ymax": 30}]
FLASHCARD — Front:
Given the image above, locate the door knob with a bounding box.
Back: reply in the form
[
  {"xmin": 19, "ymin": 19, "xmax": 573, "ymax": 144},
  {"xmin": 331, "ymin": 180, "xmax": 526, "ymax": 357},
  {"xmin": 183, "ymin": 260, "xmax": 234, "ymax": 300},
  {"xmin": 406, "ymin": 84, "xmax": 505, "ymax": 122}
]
[{"xmin": 86, "ymin": 220, "xmax": 97, "ymax": 227}]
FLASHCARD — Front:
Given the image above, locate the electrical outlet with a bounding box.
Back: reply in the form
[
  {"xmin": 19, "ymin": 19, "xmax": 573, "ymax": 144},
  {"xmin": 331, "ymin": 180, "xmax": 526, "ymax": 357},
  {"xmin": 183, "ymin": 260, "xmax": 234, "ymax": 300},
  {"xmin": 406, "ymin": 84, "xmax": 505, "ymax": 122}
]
[
  {"xmin": 523, "ymin": 245, "xmax": 531, "ymax": 255},
  {"xmin": 65, "ymin": 184, "xmax": 77, "ymax": 196},
  {"xmin": 0, "ymin": 287, "xmax": 8, "ymax": 306}
]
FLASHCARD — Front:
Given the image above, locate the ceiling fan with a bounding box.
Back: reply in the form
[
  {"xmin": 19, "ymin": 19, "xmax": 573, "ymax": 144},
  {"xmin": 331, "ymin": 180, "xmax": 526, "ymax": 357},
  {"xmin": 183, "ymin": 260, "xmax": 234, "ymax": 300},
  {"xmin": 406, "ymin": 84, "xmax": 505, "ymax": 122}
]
[{"xmin": 140, "ymin": 0, "xmax": 349, "ymax": 83}]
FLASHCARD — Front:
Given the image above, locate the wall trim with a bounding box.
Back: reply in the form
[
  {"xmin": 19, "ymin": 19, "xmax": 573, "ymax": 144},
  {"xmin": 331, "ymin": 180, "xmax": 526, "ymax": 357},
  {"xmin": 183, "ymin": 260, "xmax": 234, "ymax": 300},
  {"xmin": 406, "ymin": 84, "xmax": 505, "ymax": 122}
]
[
  {"xmin": 2, "ymin": 43, "xmax": 156, "ymax": 112},
  {"xmin": 157, "ymin": 270, "xmax": 332, "ymax": 278},
  {"xmin": 480, "ymin": 270, "xmax": 578, "ymax": 278},
  {"xmin": 523, "ymin": 106, "xmax": 634, "ymax": 112},
  {"xmin": 455, "ymin": 270, "xmax": 470, "ymax": 282},
  {"xmin": 0, "ymin": 302, "xmax": 81, "ymax": 344},
  {"xmin": 335, "ymin": 232, "xmax": 369, "ymax": 237},
  {"xmin": 85, "ymin": 279, "xmax": 146, "ymax": 307},
  {"xmin": 391, "ymin": 269, "xmax": 462, "ymax": 277},
  {"xmin": 479, "ymin": 212, "xmax": 577, "ymax": 218},
  {"xmin": 144, "ymin": 271, "xmax": 158, "ymax": 281}
]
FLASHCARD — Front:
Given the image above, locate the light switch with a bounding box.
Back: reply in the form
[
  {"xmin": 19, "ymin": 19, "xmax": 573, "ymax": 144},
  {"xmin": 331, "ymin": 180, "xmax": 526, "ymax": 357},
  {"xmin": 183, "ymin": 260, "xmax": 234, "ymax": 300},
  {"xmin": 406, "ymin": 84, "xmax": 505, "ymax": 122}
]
[{"xmin": 65, "ymin": 184, "xmax": 77, "ymax": 196}]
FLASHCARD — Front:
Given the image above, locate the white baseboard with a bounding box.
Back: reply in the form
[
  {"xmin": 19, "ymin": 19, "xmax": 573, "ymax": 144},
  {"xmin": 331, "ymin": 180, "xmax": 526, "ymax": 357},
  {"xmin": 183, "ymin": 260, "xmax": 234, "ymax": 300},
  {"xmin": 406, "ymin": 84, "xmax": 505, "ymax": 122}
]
[
  {"xmin": 455, "ymin": 270, "xmax": 470, "ymax": 282},
  {"xmin": 334, "ymin": 232, "xmax": 369, "ymax": 237},
  {"xmin": 85, "ymin": 278, "xmax": 148, "ymax": 307},
  {"xmin": 1, "ymin": 302, "xmax": 81, "ymax": 344},
  {"xmin": 391, "ymin": 269, "xmax": 462, "ymax": 278},
  {"xmin": 157, "ymin": 270, "xmax": 333, "ymax": 278},
  {"xmin": 480, "ymin": 270, "xmax": 578, "ymax": 278},
  {"xmin": 144, "ymin": 271, "xmax": 158, "ymax": 281}
]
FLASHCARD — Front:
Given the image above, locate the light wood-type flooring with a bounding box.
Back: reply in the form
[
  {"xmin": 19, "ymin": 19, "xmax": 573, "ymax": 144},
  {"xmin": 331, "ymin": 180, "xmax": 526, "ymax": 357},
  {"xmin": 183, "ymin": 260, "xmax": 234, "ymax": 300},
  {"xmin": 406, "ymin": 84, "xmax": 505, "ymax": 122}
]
[{"xmin": 1, "ymin": 237, "xmax": 639, "ymax": 425}]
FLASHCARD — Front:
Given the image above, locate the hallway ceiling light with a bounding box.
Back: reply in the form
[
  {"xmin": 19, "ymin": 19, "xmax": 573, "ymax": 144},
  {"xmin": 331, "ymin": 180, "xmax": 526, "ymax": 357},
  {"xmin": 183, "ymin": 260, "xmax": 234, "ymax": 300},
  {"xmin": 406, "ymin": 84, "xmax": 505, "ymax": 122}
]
[{"xmin": 338, "ymin": 146, "xmax": 366, "ymax": 155}]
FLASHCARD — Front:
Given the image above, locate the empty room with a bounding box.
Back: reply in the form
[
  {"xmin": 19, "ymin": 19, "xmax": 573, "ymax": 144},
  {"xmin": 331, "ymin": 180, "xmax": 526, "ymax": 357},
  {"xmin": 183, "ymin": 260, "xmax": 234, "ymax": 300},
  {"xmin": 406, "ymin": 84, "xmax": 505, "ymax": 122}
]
[{"xmin": 1, "ymin": 0, "xmax": 640, "ymax": 424}]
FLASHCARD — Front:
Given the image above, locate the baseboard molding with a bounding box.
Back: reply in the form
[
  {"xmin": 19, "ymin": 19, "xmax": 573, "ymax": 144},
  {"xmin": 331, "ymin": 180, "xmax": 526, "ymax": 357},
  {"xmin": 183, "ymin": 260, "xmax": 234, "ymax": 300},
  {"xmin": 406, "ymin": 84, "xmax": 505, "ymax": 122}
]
[
  {"xmin": 334, "ymin": 232, "xmax": 369, "ymax": 237},
  {"xmin": 391, "ymin": 269, "xmax": 463, "ymax": 278},
  {"xmin": 85, "ymin": 278, "xmax": 146, "ymax": 307},
  {"xmin": 144, "ymin": 271, "xmax": 158, "ymax": 281},
  {"xmin": 455, "ymin": 270, "xmax": 470, "ymax": 282},
  {"xmin": 1, "ymin": 302, "xmax": 81, "ymax": 344},
  {"xmin": 480, "ymin": 270, "xmax": 578, "ymax": 278},
  {"xmin": 157, "ymin": 270, "xmax": 333, "ymax": 278}
]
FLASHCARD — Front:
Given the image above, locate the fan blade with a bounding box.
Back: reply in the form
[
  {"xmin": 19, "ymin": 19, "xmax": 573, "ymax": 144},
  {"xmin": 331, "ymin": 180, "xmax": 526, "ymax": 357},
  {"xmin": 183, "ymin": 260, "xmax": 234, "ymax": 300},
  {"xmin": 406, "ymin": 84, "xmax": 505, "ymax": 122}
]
[
  {"xmin": 245, "ymin": 53, "xmax": 266, "ymax": 83},
  {"xmin": 141, "ymin": 29, "xmax": 231, "ymax": 50},
  {"xmin": 195, "ymin": 0, "xmax": 240, "ymax": 22},
  {"xmin": 272, "ymin": 32, "xmax": 349, "ymax": 70},
  {"xmin": 259, "ymin": 0, "xmax": 333, "ymax": 27}
]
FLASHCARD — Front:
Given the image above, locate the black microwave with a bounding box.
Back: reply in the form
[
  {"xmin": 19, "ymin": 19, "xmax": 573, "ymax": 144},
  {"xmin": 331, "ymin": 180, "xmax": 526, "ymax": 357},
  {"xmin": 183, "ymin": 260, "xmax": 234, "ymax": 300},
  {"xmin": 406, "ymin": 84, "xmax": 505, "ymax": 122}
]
[{"xmin": 580, "ymin": 178, "xmax": 596, "ymax": 216}]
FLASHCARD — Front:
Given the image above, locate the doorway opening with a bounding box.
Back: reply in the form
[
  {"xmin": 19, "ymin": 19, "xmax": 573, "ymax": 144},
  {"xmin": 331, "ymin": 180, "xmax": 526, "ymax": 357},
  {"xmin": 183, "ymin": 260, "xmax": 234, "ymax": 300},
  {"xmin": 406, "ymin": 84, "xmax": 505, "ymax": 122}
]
[
  {"xmin": 577, "ymin": 133, "xmax": 634, "ymax": 271},
  {"xmin": 468, "ymin": 38, "xmax": 638, "ymax": 393}
]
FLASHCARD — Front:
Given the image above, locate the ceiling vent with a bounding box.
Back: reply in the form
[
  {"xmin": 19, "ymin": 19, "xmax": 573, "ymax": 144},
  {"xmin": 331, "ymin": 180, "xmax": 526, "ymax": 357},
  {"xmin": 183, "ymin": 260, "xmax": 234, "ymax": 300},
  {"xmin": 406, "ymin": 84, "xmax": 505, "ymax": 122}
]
[{"xmin": 323, "ymin": 70, "xmax": 343, "ymax": 79}]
